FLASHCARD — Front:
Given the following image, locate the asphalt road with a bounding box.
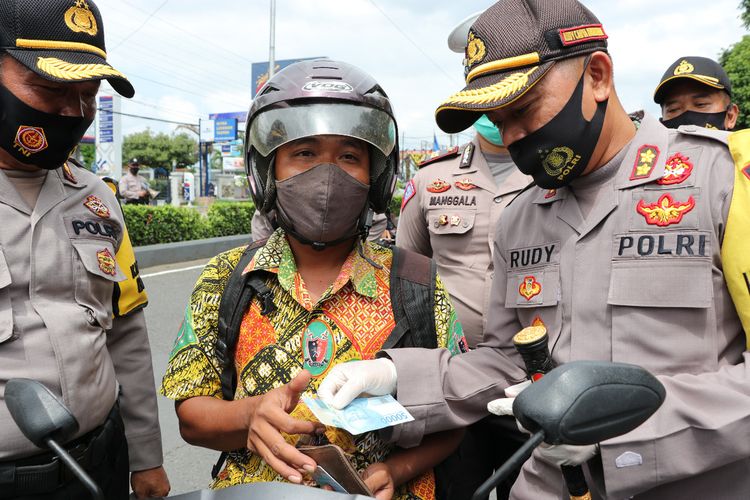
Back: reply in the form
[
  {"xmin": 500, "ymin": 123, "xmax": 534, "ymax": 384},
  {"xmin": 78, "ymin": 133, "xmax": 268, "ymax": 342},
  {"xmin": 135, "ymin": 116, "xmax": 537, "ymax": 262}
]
[{"xmin": 141, "ymin": 258, "xmax": 216, "ymax": 495}]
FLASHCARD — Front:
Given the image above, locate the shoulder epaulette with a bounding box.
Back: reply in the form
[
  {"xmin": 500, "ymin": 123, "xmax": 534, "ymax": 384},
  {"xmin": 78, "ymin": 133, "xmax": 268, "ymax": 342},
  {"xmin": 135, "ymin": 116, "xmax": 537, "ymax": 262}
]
[
  {"xmin": 676, "ymin": 125, "xmax": 730, "ymax": 145},
  {"xmin": 418, "ymin": 146, "xmax": 460, "ymax": 168}
]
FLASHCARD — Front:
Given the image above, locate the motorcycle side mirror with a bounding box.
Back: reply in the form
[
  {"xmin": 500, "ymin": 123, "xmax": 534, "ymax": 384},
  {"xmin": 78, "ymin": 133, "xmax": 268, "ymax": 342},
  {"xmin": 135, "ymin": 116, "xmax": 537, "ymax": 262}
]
[
  {"xmin": 6, "ymin": 378, "xmax": 79, "ymax": 448},
  {"xmin": 513, "ymin": 360, "xmax": 666, "ymax": 446}
]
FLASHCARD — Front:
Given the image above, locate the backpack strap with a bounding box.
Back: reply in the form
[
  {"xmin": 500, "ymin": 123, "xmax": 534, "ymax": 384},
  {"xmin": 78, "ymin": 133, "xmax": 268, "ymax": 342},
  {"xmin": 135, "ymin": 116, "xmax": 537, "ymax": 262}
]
[{"xmin": 383, "ymin": 246, "xmax": 437, "ymax": 349}]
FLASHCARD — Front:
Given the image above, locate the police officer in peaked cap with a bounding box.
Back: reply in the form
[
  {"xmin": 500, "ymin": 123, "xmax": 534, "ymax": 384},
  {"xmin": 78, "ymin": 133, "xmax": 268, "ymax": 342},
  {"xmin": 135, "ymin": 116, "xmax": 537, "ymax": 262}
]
[
  {"xmin": 0, "ymin": 0, "xmax": 169, "ymax": 498},
  {"xmin": 654, "ymin": 55, "xmax": 739, "ymax": 130},
  {"xmin": 318, "ymin": 0, "xmax": 750, "ymax": 498}
]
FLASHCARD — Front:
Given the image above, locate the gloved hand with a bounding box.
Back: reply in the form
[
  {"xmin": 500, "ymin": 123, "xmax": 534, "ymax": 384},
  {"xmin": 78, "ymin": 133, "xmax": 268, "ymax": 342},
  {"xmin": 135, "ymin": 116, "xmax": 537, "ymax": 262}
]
[
  {"xmin": 317, "ymin": 358, "xmax": 398, "ymax": 409},
  {"xmin": 537, "ymin": 442, "xmax": 599, "ymax": 466},
  {"xmin": 486, "ymin": 380, "xmax": 531, "ymax": 416}
]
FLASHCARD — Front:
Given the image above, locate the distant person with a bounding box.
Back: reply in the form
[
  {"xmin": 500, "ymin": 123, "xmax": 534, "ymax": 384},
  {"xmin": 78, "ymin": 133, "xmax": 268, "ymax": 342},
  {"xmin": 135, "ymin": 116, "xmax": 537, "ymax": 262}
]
[
  {"xmin": 654, "ymin": 56, "xmax": 739, "ymax": 130},
  {"xmin": 119, "ymin": 158, "xmax": 151, "ymax": 204}
]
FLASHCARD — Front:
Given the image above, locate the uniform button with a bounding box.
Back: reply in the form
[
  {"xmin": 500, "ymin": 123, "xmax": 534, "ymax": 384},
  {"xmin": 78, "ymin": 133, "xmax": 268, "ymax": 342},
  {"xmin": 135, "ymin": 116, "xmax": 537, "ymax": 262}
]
[
  {"xmin": 462, "ymin": 221, "xmax": 469, "ymax": 228},
  {"xmin": 494, "ymin": 196, "xmax": 503, "ymax": 204},
  {"xmin": 85, "ymin": 308, "xmax": 96, "ymax": 325},
  {"xmin": 433, "ymin": 220, "xmax": 439, "ymax": 228}
]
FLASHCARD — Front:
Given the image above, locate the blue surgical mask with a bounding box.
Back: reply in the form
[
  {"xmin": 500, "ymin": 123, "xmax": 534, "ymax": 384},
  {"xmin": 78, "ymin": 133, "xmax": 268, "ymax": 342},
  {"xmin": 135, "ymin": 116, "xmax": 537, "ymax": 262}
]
[{"xmin": 473, "ymin": 114, "xmax": 503, "ymax": 146}]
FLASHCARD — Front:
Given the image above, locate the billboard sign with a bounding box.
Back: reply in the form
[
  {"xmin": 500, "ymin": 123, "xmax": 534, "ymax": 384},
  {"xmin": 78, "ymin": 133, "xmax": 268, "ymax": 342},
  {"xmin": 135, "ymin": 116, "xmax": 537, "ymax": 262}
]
[
  {"xmin": 251, "ymin": 57, "xmax": 325, "ymax": 97},
  {"xmin": 214, "ymin": 118, "xmax": 238, "ymax": 142},
  {"xmin": 98, "ymin": 95, "xmax": 113, "ymax": 143}
]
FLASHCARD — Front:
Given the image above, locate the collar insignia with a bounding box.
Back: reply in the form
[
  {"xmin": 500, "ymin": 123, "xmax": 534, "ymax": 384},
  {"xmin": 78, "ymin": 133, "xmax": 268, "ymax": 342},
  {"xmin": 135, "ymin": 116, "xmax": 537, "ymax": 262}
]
[
  {"xmin": 84, "ymin": 195, "xmax": 111, "ymax": 219},
  {"xmin": 65, "ymin": 0, "xmax": 98, "ymax": 36},
  {"xmin": 62, "ymin": 163, "xmax": 77, "ymax": 184},
  {"xmin": 544, "ymin": 189, "xmax": 557, "ymax": 199},
  {"xmin": 630, "ymin": 145, "xmax": 660, "ymax": 180},
  {"xmin": 657, "ymin": 153, "xmax": 693, "ymax": 185},
  {"xmin": 636, "ymin": 193, "xmax": 696, "ymax": 227}
]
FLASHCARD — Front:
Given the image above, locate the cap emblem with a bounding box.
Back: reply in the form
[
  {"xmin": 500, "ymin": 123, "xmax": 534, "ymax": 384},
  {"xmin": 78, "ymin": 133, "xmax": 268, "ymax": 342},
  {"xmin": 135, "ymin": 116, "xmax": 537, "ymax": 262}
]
[
  {"xmin": 674, "ymin": 60, "xmax": 694, "ymax": 76},
  {"xmin": 14, "ymin": 126, "xmax": 48, "ymax": 156},
  {"xmin": 65, "ymin": 0, "xmax": 98, "ymax": 36},
  {"xmin": 36, "ymin": 57, "xmax": 126, "ymax": 82},
  {"xmin": 466, "ymin": 30, "xmax": 486, "ymax": 67}
]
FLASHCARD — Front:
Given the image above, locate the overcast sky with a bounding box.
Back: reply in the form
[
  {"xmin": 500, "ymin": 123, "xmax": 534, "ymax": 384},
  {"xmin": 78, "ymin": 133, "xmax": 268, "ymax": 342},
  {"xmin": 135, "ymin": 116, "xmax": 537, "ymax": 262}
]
[{"xmin": 95, "ymin": 0, "xmax": 747, "ymax": 149}]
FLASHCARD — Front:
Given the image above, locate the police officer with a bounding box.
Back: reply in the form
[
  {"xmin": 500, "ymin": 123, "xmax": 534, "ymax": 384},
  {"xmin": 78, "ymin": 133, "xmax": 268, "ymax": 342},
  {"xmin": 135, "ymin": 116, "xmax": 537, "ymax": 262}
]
[
  {"xmin": 396, "ymin": 14, "xmax": 531, "ymax": 499},
  {"xmin": 654, "ymin": 56, "xmax": 740, "ymax": 130},
  {"xmin": 119, "ymin": 158, "xmax": 151, "ymax": 205},
  {"xmin": 319, "ymin": 0, "xmax": 750, "ymax": 498},
  {"xmin": 0, "ymin": 1, "xmax": 168, "ymax": 498}
]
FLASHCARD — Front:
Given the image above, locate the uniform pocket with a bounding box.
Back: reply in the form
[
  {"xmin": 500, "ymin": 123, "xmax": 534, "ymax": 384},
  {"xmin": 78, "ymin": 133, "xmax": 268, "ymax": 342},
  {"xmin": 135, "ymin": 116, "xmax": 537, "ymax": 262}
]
[
  {"xmin": 427, "ymin": 210, "xmax": 478, "ymax": 267},
  {"xmin": 505, "ymin": 265, "xmax": 560, "ymax": 308},
  {"xmin": 0, "ymin": 247, "xmax": 13, "ymax": 344},
  {"xmin": 71, "ymin": 240, "xmax": 125, "ymax": 330}
]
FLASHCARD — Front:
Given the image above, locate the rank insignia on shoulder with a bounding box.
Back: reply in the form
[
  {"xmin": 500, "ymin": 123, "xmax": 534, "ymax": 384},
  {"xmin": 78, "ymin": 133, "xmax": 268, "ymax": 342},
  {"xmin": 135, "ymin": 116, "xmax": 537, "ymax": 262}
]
[
  {"xmin": 630, "ymin": 145, "xmax": 660, "ymax": 180},
  {"xmin": 84, "ymin": 195, "xmax": 111, "ymax": 219},
  {"xmin": 427, "ymin": 179, "xmax": 451, "ymax": 193},
  {"xmin": 658, "ymin": 153, "xmax": 693, "ymax": 185},
  {"xmin": 519, "ymin": 275, "xmax": 542, "ymax": 301},
  {"xmin": 97, "ymin": 248, "xmax": 116, "ymax": 276},
  {"xmin": 636, "ymin": 193, "xmax": 696, "ymax": 227},
  {"xmin": 62, "ymin": 163, "xmax": 77, "ymax": 184},
  {"xmin": 418, "ymin": 146, "xmax": 460, "ymax": 168},
  {"xmin": 460, "ymin": 143, "xmax": 475, "ymax": 168},
  {"xmin": 401, "ymin": 179, "xmax": 416, "ymax": 210},
  {"xmin": 455, "ymin": 178, "xmax": 477, "ymax": 191}
]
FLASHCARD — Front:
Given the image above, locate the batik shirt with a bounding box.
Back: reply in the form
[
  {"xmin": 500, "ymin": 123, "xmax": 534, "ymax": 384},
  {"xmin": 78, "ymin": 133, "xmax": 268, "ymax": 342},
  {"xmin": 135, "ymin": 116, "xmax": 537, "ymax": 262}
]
[{"xmin": 161, "ymin": 229, "xmax": 467, "ymax": 499}]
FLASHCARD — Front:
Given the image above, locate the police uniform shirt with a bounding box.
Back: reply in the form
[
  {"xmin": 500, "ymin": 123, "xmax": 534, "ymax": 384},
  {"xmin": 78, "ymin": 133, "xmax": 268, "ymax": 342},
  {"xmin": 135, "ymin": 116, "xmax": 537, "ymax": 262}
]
[
  {"xmin": 384, "ymin": 113, "xmax": 750, "ymax": 498},
  {"xmin": 0, "ymin": 164, "xmax": 163, "ymax": 470},
  {"xmin": 396, "ymin": 137, "xmax": 530, "ymax": 347}
]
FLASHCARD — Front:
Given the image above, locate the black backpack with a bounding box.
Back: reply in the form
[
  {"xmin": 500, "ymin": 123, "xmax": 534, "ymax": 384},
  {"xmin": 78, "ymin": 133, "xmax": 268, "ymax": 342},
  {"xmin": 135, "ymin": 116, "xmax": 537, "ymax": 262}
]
[{"xmin": 211, "ymin": 239, "xmax": 438, "ymax": 477}]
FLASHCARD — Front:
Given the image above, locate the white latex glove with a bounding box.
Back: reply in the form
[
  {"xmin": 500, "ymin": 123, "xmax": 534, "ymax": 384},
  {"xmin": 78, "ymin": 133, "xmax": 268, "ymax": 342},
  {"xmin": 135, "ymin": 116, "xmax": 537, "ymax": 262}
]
[
  {"xmin": 317, "ymin": 358, "xmax": 398, "ymax": 409},
  {"xmin": 537, "ymin": 442, "xmax": 599, "ymax": 466},
  {"xmin": 486, "ymin": 380, "xmax": 531, "ymax": 416}
]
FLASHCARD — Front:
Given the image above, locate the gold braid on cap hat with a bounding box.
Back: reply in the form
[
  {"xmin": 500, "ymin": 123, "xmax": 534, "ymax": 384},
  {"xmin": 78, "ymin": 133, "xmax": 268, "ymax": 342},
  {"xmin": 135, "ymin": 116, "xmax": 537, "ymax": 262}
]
[
  {"xmin": 36, "ymin": 57, "xmax": 127, "ymax": 81},
  {"xmin": 445, "ymin": 66, "xmax": 538, "ymax": 105}
]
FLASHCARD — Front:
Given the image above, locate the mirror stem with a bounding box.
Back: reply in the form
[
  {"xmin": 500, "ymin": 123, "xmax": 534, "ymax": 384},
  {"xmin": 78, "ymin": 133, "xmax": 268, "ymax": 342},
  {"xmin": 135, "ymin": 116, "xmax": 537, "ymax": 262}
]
[
  {"xmin": 472, "ymin": 430, "xmax": 545, "ymax": 500},
  {"xmin": 44, "ymin": 438, "xmax": 104, "ymax": 500}
]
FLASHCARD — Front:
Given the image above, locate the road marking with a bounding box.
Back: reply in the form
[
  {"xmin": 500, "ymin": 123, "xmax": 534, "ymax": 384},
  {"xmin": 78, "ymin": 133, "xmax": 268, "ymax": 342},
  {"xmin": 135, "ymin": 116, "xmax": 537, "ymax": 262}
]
[{"xmin": 141, "ymin": 264, "xmax": 206, "ymax": 279}]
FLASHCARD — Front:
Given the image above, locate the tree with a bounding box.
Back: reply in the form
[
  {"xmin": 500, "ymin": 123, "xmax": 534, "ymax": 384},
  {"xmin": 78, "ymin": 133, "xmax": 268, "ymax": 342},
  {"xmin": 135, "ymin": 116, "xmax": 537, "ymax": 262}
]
[
  {"xmin": 720, "ymin": 35, "xmax": 750, "ymax": 130},
  {"xmin": 742, "ymin": 0, "xmax": 750, "ymax": 29},
  {"xmin": 77, "ymin": 143, "xmax": 95, "ymax": 170},
  {"xmin": 123, "ymin": 129, "xmax": 198, "ymax": 170}
]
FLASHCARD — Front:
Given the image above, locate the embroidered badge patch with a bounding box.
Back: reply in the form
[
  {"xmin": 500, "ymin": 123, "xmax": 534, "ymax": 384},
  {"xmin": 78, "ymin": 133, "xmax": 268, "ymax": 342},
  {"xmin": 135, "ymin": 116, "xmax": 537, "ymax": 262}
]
[
  {"xmin": 427, "ymin": 179, "xmax": 451, "ymax": 193},
  {"xmin": 401, "ymin": 179, "xmax": 416, "ymax": 210},
  {"xmin": 519, "ymin": 276, "xmax": 542, "ymax": 301},
  {"xmin": 84, "ymin": 195, "xmax": 111, "ymax": 219},
  {"xmin": 65, "ymin": 0, "xmax": 98, "ymax": 36},
  {"xmin": 455, "ymin": 179, "xmax": 478, "ymax": 191},
  {"xmin": 466, "ymin": 30, "xmax": 486, "ymax": 66},
  {"xmin": 14, "ymin": 126, "xmax": 48, "ymax": 156},
  {"xmin": 96, "ymin": 248, "xmax": 116, "ymax": 276},
  {"xmin": 62, "ymin": 163, "xmax": 77, "ymax": 184},
  {"xmin": 636, "ymin": 193, "xmax": 696, "ymax": 227},
  {"xmin": 558, "ymin": 24, "xmax": 608, "ymax": 47},
  {"xmin": 674, "ymin": 59, "xmax": 694, "ymax": 75},
  {"xmin": 302, "ymin": 320, "xmax": 335, "ymax": 377},
  {"xmin": 630, "ymin": 145, "xmax": 660, "ymax": 180},
  {"xmin": 658, "ymin": 153, "xmax": 693, "ymax": 185}
]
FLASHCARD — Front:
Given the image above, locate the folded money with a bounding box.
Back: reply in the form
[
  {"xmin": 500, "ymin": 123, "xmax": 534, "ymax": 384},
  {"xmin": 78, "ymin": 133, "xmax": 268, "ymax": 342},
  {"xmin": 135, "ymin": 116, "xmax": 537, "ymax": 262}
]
[{"xmin": 302, "ymin": 394, "xmax": 414, "ymax": 435}]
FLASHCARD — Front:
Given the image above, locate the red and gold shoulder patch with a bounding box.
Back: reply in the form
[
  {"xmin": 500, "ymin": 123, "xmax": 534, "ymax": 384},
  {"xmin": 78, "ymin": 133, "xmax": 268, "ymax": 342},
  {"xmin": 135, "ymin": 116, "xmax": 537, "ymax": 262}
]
[
  {"xmin": 62, "ymin": 163, "xmax": 77, "ymax": 184},
  {"xmin": 97, "ymin": 248, "xmax": 116, "ymax": 276},
  {"xmin": 636, "ymin": 193, "xmax": 696, "ymax": 227},
  {"xmin": 84, "ymin": 195, "xmax": 111, "ymax": 219},
  {"xmin": 658, "ymin": 153, "xmax": 693, "ymax": 185},
  {"xmin": 630, "ymin": 145, "xmax": 660, "ymax": 180},
  {"xmin": 519, "ymin": 275, "xmax": 542, "ymax": 301},
  {"xmin": 427, "ymin": 179, "xmax": 451, "ymax": 193},
  {"xmin": 418, "ymin": 146, "xmax": 460, "ymax": 168},
  {"xmin": 559, "ymin": 24, "xmax": 608, "ymax": 47},
  {"xmin": 455, "ymin": 178, "xmax": 478, "ymax": 191},
  {"xmin": 401, "ymin": 179, "xmax": 416, "ymax": 211}
]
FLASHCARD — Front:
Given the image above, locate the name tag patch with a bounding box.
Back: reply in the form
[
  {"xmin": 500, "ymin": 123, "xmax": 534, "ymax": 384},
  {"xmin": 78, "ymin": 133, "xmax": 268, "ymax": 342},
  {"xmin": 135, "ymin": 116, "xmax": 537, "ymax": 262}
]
[
  {"xmin": 429, "ymin": 195, "xmax": 477, "ymax": 207},
  {"xmin": 614, "ymin": 232, "xmax": 710, "ymax": 258},
  {"xmin": 509, "ymin": 243, "xmax": 559, "ymax": 269}
]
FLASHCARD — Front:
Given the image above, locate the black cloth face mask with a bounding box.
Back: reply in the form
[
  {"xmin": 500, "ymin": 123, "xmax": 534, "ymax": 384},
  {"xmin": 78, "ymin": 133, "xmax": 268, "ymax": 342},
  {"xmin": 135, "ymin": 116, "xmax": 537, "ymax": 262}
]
[
  {"xmin": 660, "ymin": 107, "xmax": 729, "ymax": 130},
  {"xmin": 508, "ymin": 65, "xmax": 609, "ymax": 189},
  {"xmin": 0, "ymin": 83, "xmax": 93, "ymax": 170}
]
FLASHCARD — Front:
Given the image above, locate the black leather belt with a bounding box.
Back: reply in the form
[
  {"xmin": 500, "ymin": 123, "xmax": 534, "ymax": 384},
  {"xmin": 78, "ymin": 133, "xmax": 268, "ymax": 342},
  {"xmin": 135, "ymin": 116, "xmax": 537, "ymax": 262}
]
[{"xmin": 0, "ymin": 403, "xmax": 121, "ymax": 498}]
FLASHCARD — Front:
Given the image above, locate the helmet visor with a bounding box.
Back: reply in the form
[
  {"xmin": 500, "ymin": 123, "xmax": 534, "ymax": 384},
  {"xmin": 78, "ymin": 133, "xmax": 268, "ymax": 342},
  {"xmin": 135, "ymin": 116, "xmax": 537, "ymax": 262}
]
[{"xmin": 249, "ymin": 102, "xmax": 397, "ymax": 157}]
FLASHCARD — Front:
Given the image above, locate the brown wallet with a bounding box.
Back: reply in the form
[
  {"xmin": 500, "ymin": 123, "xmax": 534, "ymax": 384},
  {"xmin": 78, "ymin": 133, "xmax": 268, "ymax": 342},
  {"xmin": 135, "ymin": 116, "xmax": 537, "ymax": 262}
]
[{"xmin": 297, "ymin": 444, "xmax": 373, "ymax": 496}]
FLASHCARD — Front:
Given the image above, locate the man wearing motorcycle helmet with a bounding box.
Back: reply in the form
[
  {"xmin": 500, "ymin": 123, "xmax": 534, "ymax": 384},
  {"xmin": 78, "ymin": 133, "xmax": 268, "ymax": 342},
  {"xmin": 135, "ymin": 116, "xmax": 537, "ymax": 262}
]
[{"xmin": 162, "ymin": 59, "xmax": 467, "ymax": 500}]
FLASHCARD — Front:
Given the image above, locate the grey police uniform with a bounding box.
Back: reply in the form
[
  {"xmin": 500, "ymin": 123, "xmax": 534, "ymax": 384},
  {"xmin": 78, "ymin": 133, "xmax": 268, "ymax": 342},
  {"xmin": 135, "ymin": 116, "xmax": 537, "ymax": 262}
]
[
  {"xmin": 383, "ymin": 114, "xmax": 750, "ymax": 499},
  {"xmin": 0, "ymin": 163, "xmax": 163, "ymax": 470},
  {"xmin": 396, "ymin": 137, "xmax": 530, "ymax": 347}
]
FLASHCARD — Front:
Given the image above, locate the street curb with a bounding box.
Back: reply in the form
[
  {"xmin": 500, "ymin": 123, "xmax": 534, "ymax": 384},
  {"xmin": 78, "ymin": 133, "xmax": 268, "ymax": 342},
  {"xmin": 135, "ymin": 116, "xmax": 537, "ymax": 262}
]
[{"xmin": 135, "ymin": 234, "xmax": 252, "ymax": 268}]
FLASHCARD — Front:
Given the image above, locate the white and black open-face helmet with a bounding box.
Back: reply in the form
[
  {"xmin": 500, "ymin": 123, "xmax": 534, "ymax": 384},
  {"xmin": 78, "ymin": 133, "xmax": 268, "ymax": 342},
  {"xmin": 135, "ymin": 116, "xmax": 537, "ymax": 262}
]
[{"xmin": 245, "ymin": 59, "xmax": 399, "ymax": 215}]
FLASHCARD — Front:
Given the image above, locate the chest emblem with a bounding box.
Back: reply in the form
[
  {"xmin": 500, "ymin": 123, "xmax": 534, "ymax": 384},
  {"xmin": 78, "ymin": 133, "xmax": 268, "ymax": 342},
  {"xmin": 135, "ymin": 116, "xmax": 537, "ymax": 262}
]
[
  {"xmin": 519, "ymin": 275, "xmax": 542, "ymax": 301},
  {"xmin": 630, "ymin": 145, "xmax": 660, "ymax": 180},
  {"xmin": 636, "ymin": 193, "xmax": 696, "ymax": 227},
  {"xmin": 455, "ymin": 179, "xmax": 478, "ymax": 191},
  {"xmin": 302, "ymin": 320, "xmax": 335, "ymax": 377},
  {"xmin": 657, "ymin": 153, "xmax": 693, "ymax": 185},
  {"xmin": 427, "ymin": 179, "xmax": 451, "ymax": 193},
  {"xmin": 84, "ymin": 195, "xmax": 111, "ymax": 218},
  {"xmin": 96, "ymin": 248, "xmax": 116, "ymax": 276}
]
